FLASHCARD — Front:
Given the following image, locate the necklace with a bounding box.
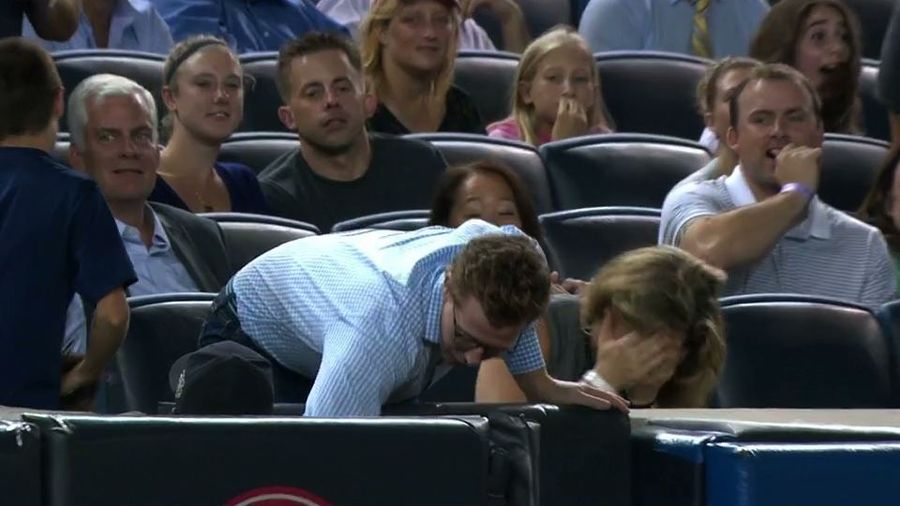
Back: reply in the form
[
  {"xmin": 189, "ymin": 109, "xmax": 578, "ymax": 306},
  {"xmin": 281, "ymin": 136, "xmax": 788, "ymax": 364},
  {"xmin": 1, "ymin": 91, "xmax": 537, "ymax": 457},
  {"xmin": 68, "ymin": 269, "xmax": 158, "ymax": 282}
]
[{"xmin": 195, "ymin": 190, "xmax": 215, "ymax": 213}]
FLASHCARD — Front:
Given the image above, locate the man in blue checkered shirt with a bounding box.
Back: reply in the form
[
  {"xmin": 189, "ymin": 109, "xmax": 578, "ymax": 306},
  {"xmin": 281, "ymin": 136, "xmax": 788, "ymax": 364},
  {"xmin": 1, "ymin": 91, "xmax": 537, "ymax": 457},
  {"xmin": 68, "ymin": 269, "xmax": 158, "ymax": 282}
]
[{"xmin": 192, "ymin": 220, "xmax": 629, "ymax": 416}]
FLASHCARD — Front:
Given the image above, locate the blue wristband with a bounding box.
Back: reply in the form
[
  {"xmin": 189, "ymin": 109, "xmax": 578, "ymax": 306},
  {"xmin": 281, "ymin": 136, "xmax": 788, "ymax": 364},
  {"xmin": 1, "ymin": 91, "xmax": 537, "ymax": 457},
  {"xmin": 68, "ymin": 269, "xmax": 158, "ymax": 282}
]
[{"xmin": 779, "ymin": 182, "xmax": 815, "ymax": 201}]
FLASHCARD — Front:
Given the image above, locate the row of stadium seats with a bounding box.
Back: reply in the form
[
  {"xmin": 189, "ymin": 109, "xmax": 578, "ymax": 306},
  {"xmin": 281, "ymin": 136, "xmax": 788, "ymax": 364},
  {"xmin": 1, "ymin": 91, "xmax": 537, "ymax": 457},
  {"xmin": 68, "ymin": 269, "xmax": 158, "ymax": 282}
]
[
  {"xmin": 50, "ymin": 49, "xmax": 892, "ymax": 141},
  {"xmin": 53, "ymin": 131, "xmax": 893, "ymax": 216},
  {"xmin": 114, "ymin": 292, "xmax": 900, "ymax": 417}
]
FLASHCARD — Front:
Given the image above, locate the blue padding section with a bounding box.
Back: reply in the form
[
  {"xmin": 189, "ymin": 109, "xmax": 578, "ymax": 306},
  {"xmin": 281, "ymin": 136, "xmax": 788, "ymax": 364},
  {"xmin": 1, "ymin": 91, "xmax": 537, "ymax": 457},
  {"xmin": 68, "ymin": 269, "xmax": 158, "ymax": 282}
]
[{"xmin": 705, "ymin": 441, "xmax": 900, "ymax": 506}]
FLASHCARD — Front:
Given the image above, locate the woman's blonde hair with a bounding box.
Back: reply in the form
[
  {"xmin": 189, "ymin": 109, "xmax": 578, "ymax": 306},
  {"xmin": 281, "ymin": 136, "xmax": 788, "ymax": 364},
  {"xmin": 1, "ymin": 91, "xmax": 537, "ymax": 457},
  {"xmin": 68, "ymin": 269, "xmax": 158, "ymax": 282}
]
[
  {"xmin": 512, "ymin": 26, "xmax": 612, "ymax": 145},
  {"xmin": 359, "ymin": 0, "xmax": 460, "ymax": 101},
  {"xmin": 581, "ymin": 246, "xmax": 727, "ymax": 407}
]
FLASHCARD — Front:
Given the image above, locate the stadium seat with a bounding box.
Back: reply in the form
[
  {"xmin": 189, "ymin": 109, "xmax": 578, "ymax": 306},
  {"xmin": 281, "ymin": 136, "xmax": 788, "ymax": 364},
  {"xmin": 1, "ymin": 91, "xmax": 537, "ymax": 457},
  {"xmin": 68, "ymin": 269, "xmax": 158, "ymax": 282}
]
[
  {"xmin": 52, "ymin": 133, "xmax": 70, "ymax": 165},
  {"xmin": 331, "ymin": 210, "xmax": 431, "ymax": 232},
  {"xmin": 116, "ymin": 293, "xmax": 215, "ymax": 413},
  {"xmin": 844, "ymin": 0, "xmax": 895, "ymax": 60},
  {"xmin": 859, "ymin": 62, "xmax": 890, "ymax": 142},
  {"xmin": 820, "ymin": 133, "xmax": 890, "ymax": 211},
  {"xmin": 539, "ymin": 207, "xmax": 661, "ymax": 280},
  {"xmin": 540, "ymin": 133, "xmax": 710, "ymax": 210},
  {"xmin": 24, "ymin": 413, "xmax": 495, "ymax": 506},
  {"xmin": 595, "ymin": 51, "xmax": 711, "ymax": 140},
  {"xmin": 716, "ymin": 294, "xmax": 892, "ymax": 408},
  {"xmin": 387, "ymin": 403, "xmax": 631, "ymax": 506},
  {"xmin": 0, "ymin": 421, "xmax": 40, "ymax": 506},
  {"xmin": 199, "ymin": 212, "xmax": 318, "ymax": 270},
  {"xmin": 238, "ymin": 52, "xmax": 287, "ymax": 132},
  {"xmin": 452, "ymin": 51, "xmax": 519, "ymax": 124},
  {"xmin": 875, "ymin": 300, "xmax": 900, "ymax": 408},
  {"xmin": 54, "ymin": 50, "xmax": 166, "ymax": 133},
  {"xmin": 407, "ymin": 132, "xmax": 555, "ymax": 214},
  {"xmin": 218, "ymin": 132, "xmax": 297, "ymax": 174}
]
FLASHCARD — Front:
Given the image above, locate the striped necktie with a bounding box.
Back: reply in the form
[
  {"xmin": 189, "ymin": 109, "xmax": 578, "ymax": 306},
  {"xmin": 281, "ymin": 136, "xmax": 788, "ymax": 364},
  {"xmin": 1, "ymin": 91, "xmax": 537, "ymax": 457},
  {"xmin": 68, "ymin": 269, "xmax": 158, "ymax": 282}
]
[{"xmin": 691, "ymin": 0, "xmax": 713, "ymax": 58}]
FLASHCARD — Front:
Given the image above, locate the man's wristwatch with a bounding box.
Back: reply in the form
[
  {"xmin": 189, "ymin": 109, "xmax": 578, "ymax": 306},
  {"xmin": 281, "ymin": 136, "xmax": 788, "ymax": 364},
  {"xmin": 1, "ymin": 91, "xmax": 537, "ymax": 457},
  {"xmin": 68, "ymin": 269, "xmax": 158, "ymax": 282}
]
[{"xmin": 580, "ymin": 369, "xmax": 616, "ymax": 393}]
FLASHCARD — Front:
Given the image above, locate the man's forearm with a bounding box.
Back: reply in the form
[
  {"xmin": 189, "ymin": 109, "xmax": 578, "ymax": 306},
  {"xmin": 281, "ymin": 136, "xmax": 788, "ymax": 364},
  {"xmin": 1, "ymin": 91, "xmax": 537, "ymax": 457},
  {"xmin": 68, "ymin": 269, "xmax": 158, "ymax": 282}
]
[
  {"xmin": 26, "ymin": 0, "xmax": 82, "ymax": 41},
  {"xmin": 680, "ymin": 191, "xmax": 810, "ymax": 270},
  {"xmin": 83, "ymin": 289, "xmax": 129, "ymax": 375}
]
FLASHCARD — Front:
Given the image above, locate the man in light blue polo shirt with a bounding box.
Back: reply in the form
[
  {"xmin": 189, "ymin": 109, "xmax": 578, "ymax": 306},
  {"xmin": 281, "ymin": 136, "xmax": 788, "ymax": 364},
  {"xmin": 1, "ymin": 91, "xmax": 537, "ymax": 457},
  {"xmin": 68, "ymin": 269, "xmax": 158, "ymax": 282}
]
[
  {"xmin": 579, "ymin": 0, "xmax": 769, "ymax": 58},
  {"xmin": 23, "ymin": 0, "xmax": 173, "ymax": 54},
  {"xmin": 660, "ymin": 63, "xmax": 894, "ymax": 307},
  {"xmin": 192, "ymin": 221, "xmax": 629, "ymax": 417}
]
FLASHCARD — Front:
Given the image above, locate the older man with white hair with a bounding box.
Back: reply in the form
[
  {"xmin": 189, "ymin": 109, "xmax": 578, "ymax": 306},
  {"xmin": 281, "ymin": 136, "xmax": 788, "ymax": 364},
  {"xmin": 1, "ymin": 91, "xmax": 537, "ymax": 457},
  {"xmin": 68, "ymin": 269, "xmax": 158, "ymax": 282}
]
[{"xmin": 63, "ymin": 74, "xmax": 233, "ymax": 362}]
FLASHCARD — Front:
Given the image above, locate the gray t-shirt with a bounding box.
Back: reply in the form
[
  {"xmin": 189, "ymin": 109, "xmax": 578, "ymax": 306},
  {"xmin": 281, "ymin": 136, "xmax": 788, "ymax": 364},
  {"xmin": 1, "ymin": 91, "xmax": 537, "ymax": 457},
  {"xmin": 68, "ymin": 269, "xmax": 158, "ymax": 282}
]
[{"xmin": 659, "ymin": 167, "xmax": 895, "ymax": 307}]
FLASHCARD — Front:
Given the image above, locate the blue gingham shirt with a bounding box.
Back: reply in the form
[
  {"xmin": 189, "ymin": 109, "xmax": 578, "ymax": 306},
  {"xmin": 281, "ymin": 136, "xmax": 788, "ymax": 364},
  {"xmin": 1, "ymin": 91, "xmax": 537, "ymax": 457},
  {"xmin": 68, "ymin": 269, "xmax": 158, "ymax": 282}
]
[{"xmin": 232, "ymin": 220, "xmax": 546, "ymax": 417}]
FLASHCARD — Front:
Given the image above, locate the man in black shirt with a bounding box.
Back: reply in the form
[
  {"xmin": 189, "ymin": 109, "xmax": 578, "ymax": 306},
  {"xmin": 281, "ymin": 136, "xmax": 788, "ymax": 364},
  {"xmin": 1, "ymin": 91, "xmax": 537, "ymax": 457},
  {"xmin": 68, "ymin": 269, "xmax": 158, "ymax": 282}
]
[
  {"xmin": 1, "ymin": 0, "xmax": 81, "ymax": 40},
  {"xmin": 258, "ymin": 32, "xmax": 446, "ymax": 232}
]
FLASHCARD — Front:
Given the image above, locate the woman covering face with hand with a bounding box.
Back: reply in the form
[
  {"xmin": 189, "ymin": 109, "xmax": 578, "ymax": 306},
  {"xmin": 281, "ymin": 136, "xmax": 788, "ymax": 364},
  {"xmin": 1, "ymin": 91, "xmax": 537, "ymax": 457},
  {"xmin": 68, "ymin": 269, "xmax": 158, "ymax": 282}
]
[{"xmin": 476, "ymin": 246, "xmax": 726, "ymax": 408}]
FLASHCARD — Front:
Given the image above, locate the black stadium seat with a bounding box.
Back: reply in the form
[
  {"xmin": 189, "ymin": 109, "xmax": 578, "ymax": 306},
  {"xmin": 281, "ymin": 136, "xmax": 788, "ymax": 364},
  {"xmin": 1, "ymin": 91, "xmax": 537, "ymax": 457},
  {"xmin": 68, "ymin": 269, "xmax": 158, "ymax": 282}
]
[
  {"xmin": 595, "ymin": 51, "xmax": 711, "ymax": 140},
  {"xmin": 452, "ymin": 51, "xmax": 519, "ymax": 124},
  {"xmin": 539, "ymin": 207, "xmax": 661, "ymax": 280},
  {"xmin": 875, "ymin": 300, "xmax": 900, "ymax": 408},
  {"xmin": 331, "ymin": 210, "xmax": 431, "ymax": 233},
  {"xmin": 52, "ymin": 133, "xmax": 70, "ymax": 165},
  {"xmin": 859, "ymin": 62, "xmax": 890, "ymax": 142},
  {"xmin": 54, "ymin": 50, "xmax": 166, "ymax": 133},
  {"xmin": 116, "ymin": 293, "xmax": 215, "ymax": 413},
  {"xmin": 820, "ymin": 133, "xmax": 889, "ymax": 211},
  {"xmin": 716, "ymin": 294, "xmax": 893, "ymax": 408},
  {"xmin": 24, "ymin": 413, "xmax": 495, "ymax": 506},
  {"xmin": 239, "ymin": 52, "xmax": 287, "ymax": 132},
  {"xmin": 844, "ymin": 0, "xmax": 896, "ymax": 60},
  {"xmin": 199, "ymin": 212, "xmax": 318, "ymax": 270},
  {"xmin": 540, "ymin": 133, "xmax": 711, "ymax": 210},
  {"xmin": 218, "ymin": 131, "xmax": 297, "ymax": 174},
  {"xmin": 0, "ymin": 421, "xmax": 40, "ymax": 506},
  {"xmin": 407, "ymin": 132, "xmax": 555, "ymax": 214}
]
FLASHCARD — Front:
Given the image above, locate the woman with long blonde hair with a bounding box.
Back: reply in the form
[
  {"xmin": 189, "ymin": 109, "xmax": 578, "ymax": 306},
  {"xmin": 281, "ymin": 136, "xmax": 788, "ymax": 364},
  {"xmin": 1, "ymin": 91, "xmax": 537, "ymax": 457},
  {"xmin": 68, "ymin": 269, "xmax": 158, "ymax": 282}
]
[
  {"xmin": 360, "ymin": 0, "xmax": 485, "ymax": 134},
  {"xmin": 487, "ymin": 26, "xmax": 613, "ymax": 146},
  {"xmin": 476, "ymin": 246, "xmax": 726, "ymax": 408}
]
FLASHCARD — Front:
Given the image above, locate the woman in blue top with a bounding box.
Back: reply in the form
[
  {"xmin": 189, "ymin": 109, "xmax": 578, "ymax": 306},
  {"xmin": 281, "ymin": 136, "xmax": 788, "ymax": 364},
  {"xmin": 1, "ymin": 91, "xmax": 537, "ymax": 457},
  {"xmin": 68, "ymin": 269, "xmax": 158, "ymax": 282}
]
[{"xmin": 151, "ymin": 35, "xmax": 268, "ymax": 214}]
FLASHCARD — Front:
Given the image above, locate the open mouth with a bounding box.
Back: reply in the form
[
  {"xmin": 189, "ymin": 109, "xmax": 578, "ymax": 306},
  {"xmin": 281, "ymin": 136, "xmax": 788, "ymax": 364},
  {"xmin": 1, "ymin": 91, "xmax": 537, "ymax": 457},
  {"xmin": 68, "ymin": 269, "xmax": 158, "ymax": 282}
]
[
  {"xmin": 112, "ymin": 168, "xmax": 144, "ymax": 175},
  {"xmin": 765, "ymin": 147, "xmax": 785, "ymax": 159}
]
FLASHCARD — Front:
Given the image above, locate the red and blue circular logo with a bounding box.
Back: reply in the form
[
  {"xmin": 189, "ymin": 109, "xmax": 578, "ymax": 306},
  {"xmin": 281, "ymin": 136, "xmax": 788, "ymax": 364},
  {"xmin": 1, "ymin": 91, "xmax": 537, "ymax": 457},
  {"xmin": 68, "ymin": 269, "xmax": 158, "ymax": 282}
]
[{"xmin": 226, "ymin": 486, "xmax": 331, "ymax": 506}]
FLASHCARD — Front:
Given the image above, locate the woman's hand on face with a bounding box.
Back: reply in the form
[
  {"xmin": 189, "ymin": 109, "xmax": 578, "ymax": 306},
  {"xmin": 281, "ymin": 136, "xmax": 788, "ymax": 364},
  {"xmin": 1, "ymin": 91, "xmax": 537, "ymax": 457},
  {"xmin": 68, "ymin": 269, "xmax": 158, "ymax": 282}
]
[
  {"xmin": 551, "ymin": 97, "xmax": 590, "ymax": 141},
  {"xmin": 593, "ymin": 319, "xmax": 684, "ymax": 392},
  {"xmin": 627, "ymin": 343, "xmax": 683, "ymax": 406}
]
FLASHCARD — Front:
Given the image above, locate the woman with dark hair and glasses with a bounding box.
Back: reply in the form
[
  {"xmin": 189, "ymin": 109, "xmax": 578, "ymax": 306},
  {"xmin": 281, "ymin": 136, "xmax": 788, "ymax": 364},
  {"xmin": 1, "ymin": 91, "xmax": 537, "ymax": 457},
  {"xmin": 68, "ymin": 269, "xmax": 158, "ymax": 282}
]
[{"xmin": 150, "ymin": 35, "xmax": 269, "ymax": 214}]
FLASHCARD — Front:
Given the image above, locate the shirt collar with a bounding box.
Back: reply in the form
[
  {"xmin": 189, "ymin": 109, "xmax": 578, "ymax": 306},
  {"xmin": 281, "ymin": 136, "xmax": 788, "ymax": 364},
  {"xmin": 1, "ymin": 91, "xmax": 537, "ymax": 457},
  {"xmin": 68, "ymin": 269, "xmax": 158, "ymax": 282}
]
[
  {"xmin": 725, "ymin": 165, "xmax": 831, "ymax": 240},
  {"xmin": 115, "ymin": 206, "xmax": 171, "ymax": 251},
  {"xmin": 424, "ymin": 271, "xmax": 446, "ymax": 346}
]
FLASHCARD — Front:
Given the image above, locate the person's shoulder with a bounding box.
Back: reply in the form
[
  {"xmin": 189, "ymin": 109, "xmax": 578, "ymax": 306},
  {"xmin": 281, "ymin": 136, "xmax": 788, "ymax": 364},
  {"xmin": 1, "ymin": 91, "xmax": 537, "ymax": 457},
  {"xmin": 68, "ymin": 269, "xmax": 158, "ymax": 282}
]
[
  {"xmin": 370, "ymin": 133, "xmax": 444, "ymax": 163},
  {"xmin": 821, "ymin": 202, "xmax": 884, "ymax": 237},
  {"xmin": 257, "ymin": 146, "xmax": 303, "ymax": 181},
  {"xmin": 150, "ymin": 201, "xmax": 216, "ymax": 228}
]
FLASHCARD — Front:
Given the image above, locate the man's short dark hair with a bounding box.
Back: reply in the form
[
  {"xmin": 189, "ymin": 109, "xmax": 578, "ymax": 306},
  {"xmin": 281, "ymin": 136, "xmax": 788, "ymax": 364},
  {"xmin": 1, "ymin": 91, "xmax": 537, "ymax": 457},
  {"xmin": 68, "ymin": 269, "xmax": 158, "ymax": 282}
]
[
  {"xmin": 728, "ymin": 63, "xmax": 823, "ymax": 130},
  {"xmin": 277, "ymin": 32, "xmax": 362, "ymax": 102},
  {"xmin": 0, "ymin": 38, "xmax": 62, "ymax": 141},
  {"xmin": 449, "ymin": 234, "xmax": 550, "ymax": 327}
]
